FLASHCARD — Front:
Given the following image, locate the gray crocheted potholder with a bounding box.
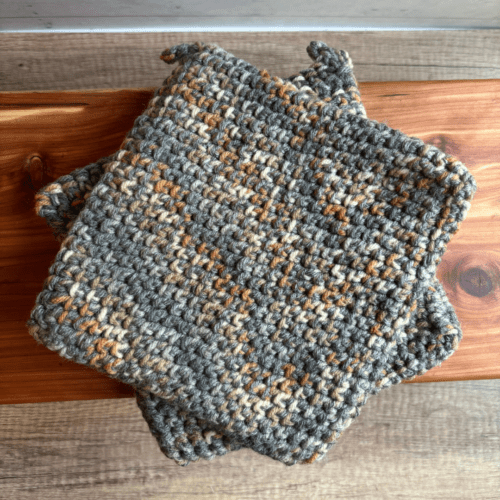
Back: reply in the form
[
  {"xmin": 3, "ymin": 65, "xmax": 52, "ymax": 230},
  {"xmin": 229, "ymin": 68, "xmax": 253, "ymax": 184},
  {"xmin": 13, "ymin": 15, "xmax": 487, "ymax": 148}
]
[
  {"xmin": 28, "ymin": 41, "xmax": 477, "ymax": 465},
  {"xmin": 33, "ymin": 42, "xmax": 374, "ymax": 466},
  {"xmin": 32, "ymin": 41, "xmax": 375, "ymax": 466}
]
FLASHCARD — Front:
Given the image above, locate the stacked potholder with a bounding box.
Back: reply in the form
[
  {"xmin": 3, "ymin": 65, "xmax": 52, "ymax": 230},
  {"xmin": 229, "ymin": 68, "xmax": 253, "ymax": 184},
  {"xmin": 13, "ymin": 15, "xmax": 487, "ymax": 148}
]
[{"xmin": 28, "ymin": 41, "xmax": 477, "ymax": 466}]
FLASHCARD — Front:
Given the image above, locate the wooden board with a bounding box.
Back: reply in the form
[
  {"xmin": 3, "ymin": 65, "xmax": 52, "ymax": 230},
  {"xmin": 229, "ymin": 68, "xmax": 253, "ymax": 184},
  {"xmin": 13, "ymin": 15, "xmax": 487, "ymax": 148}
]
[
  {"xmin": 3, "ymin": 0, "xmax": 500, "ymax": 31},
  {"xmin": 1, "ymin": 31, "xmax": 500, "ymax": 92},
  {"xmin": 1, "ymin": 380, "xmax": 499, "ymax": 500},
  {"xmin": 1, "ymin": 79, "xmax": 499, "ymax": 405}
]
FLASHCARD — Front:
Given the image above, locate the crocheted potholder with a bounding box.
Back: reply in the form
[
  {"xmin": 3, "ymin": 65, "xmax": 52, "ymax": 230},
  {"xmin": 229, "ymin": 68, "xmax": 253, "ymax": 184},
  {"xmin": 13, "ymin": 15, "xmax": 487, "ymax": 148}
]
[
  {"xmin": 28, "ymin": 41, "xmax": 476, "ymax": 465},
  {"xmin": 33, "ymin": 42, "xmax": 371, "ymax": 465},
  {"xmin": 31, "ymin": 42, "xmax": 373, "ymax": 466}
]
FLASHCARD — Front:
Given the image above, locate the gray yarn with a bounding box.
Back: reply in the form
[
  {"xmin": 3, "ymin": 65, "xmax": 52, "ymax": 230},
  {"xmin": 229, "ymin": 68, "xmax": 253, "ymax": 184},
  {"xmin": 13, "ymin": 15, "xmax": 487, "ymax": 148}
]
[
  {"xmin": 33, "ymin": 42, "xmax": 372, "ymax": 466},
  {"xmin": 28, "ymin": 41, "xmax": 476, "ymax": 465}
]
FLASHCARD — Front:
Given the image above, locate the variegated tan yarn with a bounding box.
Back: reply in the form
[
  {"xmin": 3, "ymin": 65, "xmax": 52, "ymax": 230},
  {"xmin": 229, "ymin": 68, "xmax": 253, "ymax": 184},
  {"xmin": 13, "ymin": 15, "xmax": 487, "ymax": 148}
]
[{"xmin": 28, "ymin": 41, "xmax": 476, "ymax": 465}]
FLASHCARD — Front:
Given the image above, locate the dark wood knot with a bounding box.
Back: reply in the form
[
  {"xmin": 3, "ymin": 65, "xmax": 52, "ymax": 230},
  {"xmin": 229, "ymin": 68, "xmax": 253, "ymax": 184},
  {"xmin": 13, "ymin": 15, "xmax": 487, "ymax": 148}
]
[
  {"xmin": 24, "ymin": 155, "xmax": 48, "ymax": 192},
  {"xmin": 459, "ymin": 267, "xmax": 493, "ymax": 298}
]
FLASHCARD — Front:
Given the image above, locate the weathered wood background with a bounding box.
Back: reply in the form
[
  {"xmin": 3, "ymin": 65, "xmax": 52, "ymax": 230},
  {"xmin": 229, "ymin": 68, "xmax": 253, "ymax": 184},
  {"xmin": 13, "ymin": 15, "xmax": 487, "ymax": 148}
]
[
  {"xmin": 1, "ymin": 31, "xmax": 499, "ymax": 500},
  {"xmin": 2, "ymin": 31, "xmax": 500, "ymax": 91},
  {"xmin": 3, "ymin": 0, "xmax": 500, "ymax": 31}
]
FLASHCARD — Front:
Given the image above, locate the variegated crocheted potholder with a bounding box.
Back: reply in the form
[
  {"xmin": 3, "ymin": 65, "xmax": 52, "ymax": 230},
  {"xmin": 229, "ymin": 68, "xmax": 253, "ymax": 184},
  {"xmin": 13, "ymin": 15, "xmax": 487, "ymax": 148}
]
[{"xmin": 28, "ymin": 41, "xmax": 476, "ymax": 465}]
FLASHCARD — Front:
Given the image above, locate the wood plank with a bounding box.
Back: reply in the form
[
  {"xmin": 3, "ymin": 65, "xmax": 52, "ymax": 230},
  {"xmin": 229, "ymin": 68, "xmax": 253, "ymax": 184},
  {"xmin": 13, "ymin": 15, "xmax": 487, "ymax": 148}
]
[
  {"xmin": 1, "ymin": 31, "xmax": 500, "ymax": 92},
  {"xmin": 1, "ymin": 380, "xmax": 499, "ymax": 499},
  {"xmin": 6, "ymin": 0, "xmax": 495, "ymax": 19},
  {"xmin": 4, "ymin": 0, "xmax": 500, "ymax": 32},
  {"xmin": 1, "ymin": 80, "xmax": 499, "ymax": 405},
  {"xmin": 2, "ymin": 31, "xmax": 498, "ymax": 500}
]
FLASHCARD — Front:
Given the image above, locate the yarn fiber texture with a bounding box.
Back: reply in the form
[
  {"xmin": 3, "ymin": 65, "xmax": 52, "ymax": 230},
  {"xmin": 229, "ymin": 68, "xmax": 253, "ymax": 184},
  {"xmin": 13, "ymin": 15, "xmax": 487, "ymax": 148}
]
[
  {"xmin": 35, "ymin": 41, "xmax": 464, "ymax": 466},
  {"xmin": 32, "ymin": 42, "xmax": 370, "ymax": 465},
  {"xmin": 28, "ymin": 41, "xmax": 477, "ymax": 465}
]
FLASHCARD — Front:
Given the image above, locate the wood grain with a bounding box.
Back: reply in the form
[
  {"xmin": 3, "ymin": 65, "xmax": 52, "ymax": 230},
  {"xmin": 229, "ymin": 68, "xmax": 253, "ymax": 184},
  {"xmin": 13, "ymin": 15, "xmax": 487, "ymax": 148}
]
[
  {"xmin": 4, "ymin": 0, "xmax": 500, "ymax": 31},
  {"xmin": 1, "ymin": 380, "xmax": 499, "ymax": 499},
  {"xmin": 1, "ymin": 80, "xmax": 499, "ymax": 405},
  {"xmin": 1, "ymin": 31, "xmax": 499, "ymax": 500},
  {"xmin": 1, "ymin": 31, "xmax": 500, "ymax": 92}
]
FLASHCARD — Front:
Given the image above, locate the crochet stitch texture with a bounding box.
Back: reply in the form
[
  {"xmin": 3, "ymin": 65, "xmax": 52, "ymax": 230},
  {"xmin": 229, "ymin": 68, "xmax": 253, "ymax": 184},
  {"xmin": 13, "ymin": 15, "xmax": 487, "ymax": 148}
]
[
  {"xmin": 33, "ymin": 42, "xmax": 369, "ymax": 465},
  {"xmin": 35, "ymin": 43, "xmax": 466, "ymax": 466},
  {"xmin": 28, "ymin": 41, "xmax": 477, "ymax": 465}
]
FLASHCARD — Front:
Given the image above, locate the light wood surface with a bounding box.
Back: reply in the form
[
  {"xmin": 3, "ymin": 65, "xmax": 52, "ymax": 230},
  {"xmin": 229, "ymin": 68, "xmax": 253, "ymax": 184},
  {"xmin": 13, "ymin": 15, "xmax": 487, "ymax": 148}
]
[
  {"xmin": 1, "ymin": 31, "xmax": 500, "ymax": 500},
  {"xmin": 1, "ymin": 31, "xmax": 500, "ymax": 92},
  {"xmin": 4, "ymin": 0, "xmax": 500, "ymax": 31},
  {"xmin": 1, "ymin": 379, "xmax": 499, "ymax": 499}
]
